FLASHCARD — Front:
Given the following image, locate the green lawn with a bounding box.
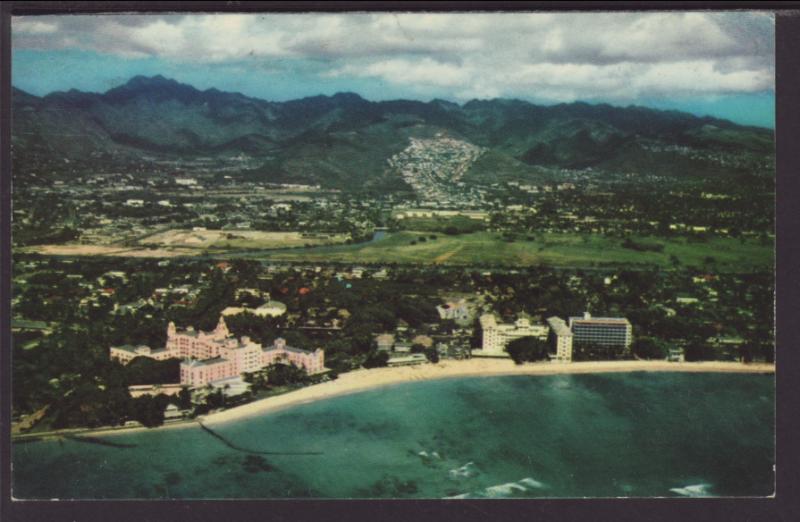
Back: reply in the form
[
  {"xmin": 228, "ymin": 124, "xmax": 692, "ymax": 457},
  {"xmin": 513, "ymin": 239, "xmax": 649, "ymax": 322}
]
[{"xmin": 249, "ymin": 231, "xmax": 772, "ymax": 271}]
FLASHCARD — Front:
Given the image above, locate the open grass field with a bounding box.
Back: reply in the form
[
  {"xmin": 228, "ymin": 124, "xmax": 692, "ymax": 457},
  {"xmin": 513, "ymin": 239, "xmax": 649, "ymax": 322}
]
[
  {"xmin": 20, "ymin": 244, "xmax": 199, "ymax": 257},
  {"xmin": 255, "ymin": 230, "xmax": 773, "ymax": 271},
  {"xmin": 393, "ymin": 215, "xmax": 487, "ymax": 234},
  {"xmin": 22, "ymin": 230, "xmax": 772, "ymax": 271},
  {"xmin": 138, "ymin": 229, "xmax": 348, "ymax": 250}
]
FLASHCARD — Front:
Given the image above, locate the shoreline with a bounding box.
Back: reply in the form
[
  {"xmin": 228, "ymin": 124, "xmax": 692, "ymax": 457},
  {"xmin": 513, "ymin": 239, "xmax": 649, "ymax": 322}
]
[
  {"xmin": 14, "ymin": 359, "xmax": 773, "ymax": 440},
  {"xmin": 200, "ymin": 359, "xmax": 774, "ymax": 428}
]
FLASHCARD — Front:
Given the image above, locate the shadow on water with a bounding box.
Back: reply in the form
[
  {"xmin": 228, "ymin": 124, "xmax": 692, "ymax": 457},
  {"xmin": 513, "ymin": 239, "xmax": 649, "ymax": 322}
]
[
  {"xmin": 63, "ymin": 434, "xmax": 138, "ymax": 448},
  {"xmin": 197, "ymin": 422, "xmax": 323, "ymax": 456}
]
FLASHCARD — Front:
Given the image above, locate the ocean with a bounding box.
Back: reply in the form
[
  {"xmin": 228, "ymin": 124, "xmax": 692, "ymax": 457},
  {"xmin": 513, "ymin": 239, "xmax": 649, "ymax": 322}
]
[{"xmin": 12, "ymin": 372, "xmax": 775, "ymax": 499}]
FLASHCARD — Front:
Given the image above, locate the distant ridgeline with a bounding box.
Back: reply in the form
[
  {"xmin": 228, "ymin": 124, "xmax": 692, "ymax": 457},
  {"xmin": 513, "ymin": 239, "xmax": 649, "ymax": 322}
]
[{"xmin": 11, "ymin": 75, "xmax": 774, "ymax": 192}]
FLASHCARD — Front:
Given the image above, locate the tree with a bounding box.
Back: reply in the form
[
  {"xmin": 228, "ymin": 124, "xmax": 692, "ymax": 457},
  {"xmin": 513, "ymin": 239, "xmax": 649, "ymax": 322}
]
[
  {"xmin": 572, "ymin": 341, "xmax": 627, "ymax": 361},
  {"xmin": 230, "ymin": 259, "xmax": 262, "ymax": 287},
  {"xmin": 684, "ymin": 341, "xmax": 715, "ymax": 362},
  {"xmin": 504, "ymin": 336, "xmax": 550, "ymax": 365},
  {"xmin": 129, "ymin": 394, "xmax": 169, "ymax": 428},
  {"xmin": 204, "ymin": 389, "xmax": 226, "ymax": 410},
  {"xmin": 410, "ymin": 343, "xmax": 426, "ymax": 354},
  {"xmin": 363, "ymin": 351, "xmax": 389, "ymax": 369},
  {"xmin": 125, "ymin": 357, "xmax": 181, "ymax": 385},
  {"xmin": 632, "ymin": 338, "xmax": 667, "ymax": 360},
  {"xmin": 425, "ymin": 349, "xmax": 440, "ymax": 363},
  {"xmin": 265, "ymin": 364, "xmax": 309, "ymax": 386},
  {"xmin": 444, "ymin": 226, "xmax": 459, "ymax": 236},
  {"xmin": 177, "ymin": 386, "xmax": 193, "ymax": 409},
  {"xmin": 469, "ymin": 317, "xmax": 483, "ymax": 349}
]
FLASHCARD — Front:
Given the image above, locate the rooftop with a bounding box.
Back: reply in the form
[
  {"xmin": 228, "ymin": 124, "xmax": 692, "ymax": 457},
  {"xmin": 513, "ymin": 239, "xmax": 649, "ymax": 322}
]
[
  {"xmin": 263, "ymin": 340, "xmax": 316, "ymax": 356},
  {"xmin": 546, "ymin": 316, "xmax": 572, "ymax": 336},
  {"xmin": 182, "ymin": 356, "xmax": 230, "ymax": 368},
  {"xmin": 387, "ymin": 353, "xmax": 428, "ymax": 364},
  {"xmin": 111, "ymin": 344, "xmax": 171, "ymax": 355},
  {"xmin": 257, "ymin": 300, "xmax": 287, "ymax": 313},
  {"xmin": 479, "ymin": 314, "xmax": 497, "ymax": 327},
  {"xmin": 569, "ymin": 312, "xmax": 630, "ymax": 325}
]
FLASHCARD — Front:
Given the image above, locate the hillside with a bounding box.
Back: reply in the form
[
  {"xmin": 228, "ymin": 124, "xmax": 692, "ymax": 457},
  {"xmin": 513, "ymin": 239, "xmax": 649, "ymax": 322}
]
[{"xmin": 11, "ymin": 75, "xmax": 774, "ymax": 191}]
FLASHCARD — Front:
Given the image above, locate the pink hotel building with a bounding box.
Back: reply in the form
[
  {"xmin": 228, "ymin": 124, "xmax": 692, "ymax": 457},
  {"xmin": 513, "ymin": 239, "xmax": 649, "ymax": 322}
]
[{"xmin": 110, "ymin": 316, "xmax": 325, "ymax": 387}]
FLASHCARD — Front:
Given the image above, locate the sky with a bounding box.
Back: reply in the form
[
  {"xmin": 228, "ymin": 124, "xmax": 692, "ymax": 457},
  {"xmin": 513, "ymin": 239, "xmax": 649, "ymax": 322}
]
[{"xmin": 12, "ymin": 12, "xmax": 775, "ymax": 128}]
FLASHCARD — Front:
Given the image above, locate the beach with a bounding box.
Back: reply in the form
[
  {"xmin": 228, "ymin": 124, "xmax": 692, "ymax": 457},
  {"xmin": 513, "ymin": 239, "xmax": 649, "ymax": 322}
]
[
  {"xmin": 14, "ymin": 359, "xmax": 773, "ymax": 441},
  {"xmin": 199, "ymin": 359, "xmax": 774, "ymax": 427}
]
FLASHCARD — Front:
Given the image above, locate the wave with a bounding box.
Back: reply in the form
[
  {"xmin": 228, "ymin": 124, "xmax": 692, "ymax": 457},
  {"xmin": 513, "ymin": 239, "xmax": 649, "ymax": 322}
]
[
  {"xmin": 485, "ymin": 481, "xmax": 528, "ymax": 497},
  {"xmin": 519, "ymin": 477, "xmax": 546, "ymax": 489},
  {"xmin": 445, "ymin": 476, "xmax": 547, "ymax": 499},
  {"xmin": 448, "ymin": 461, "xmax": 478, "ymax": 479},
  {"xmin": 418, "ymin": 450, "xmax": 443, "ymax": 461},
  {"xmin": 670, "ymin": 483, "xmax": 712, "ymax": 497}
]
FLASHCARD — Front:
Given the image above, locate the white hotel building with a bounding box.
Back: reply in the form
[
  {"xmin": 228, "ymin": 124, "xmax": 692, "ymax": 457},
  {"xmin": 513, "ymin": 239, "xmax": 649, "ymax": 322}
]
[
  {"xmin": 546, "ymin": 316, "xmax": 574, "ymax": 362},
  {"xmin": 474, "ymin": 313, "xmax": 548, "ymax": 357},
  {"xmin": 568, "ymin": 312, "xmax": 632, "ymax": 350},
  {"xmin": 475, "ymin": 312, "xmax": 630, "ymax": 362}
]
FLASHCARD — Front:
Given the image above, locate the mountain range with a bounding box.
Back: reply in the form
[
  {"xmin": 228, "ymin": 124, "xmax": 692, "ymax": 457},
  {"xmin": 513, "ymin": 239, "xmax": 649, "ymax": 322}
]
[{"xmin": 12, "ymin": 75, "xmax": 774, "ymax": 190}]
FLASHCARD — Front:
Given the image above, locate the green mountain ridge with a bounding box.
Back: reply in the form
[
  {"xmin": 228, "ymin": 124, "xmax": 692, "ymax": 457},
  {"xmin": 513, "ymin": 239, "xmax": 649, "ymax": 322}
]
[{"xmin": 11, "ymin": 76, "xmax": 774, "ymax": 190}]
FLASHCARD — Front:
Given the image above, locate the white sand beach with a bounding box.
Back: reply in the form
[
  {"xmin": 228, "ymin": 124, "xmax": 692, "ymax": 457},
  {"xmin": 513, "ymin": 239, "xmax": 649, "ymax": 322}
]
[{"xmin": 200, "ymin": 359, "xmax": 774, "ymax": 427}]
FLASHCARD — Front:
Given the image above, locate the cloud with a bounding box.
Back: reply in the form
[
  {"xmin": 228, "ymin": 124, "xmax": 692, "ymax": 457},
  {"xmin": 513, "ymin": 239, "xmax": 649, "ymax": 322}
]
[
  {"xmin": 12, "ymin": 12, "xmax": 774, "ymax": 102},
  {"xmin": 326, "ymin": 58, "xmax": 471, "ymax": 88},
  {"xmin": 14, "ymin": 19, "xmax": 58, "ymax": 34}
]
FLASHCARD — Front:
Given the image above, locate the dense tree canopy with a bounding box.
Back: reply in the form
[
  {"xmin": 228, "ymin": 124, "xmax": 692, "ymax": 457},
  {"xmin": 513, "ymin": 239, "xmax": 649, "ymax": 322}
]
[{"xmin": 505, "ymin": 336, "xmax": 550, "ymax": 364}]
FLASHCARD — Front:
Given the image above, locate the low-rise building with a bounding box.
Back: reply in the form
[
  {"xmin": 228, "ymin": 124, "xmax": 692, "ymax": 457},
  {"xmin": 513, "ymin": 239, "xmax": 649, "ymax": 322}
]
[
  {"xmin": 436, "ymin": 299, "xmax": 471, "ymax": 321},
  {"xmin": 412, "ymin": 335, "xmax": 434, "ymax": 349},
  {"xmin": 110, "ymin": 345, "xmax": 174, "ymax": 364},
  {"xmin": 221, "ymin": 300, "xmax": 287, "ymax": 318},
  {"xmin": 128, "ymin": 383, "xmax": 184, "ymax": 398},
  {"xmin": 667, "ymin": 347, "xmax": 686, "ymax": 362},
  {"xmin": 387, "ymin": 353, "xmax": 428, "ymax": 367},
  {"xmin": 394, "ymin": 342, "xmax": 413, "ymax": 353},
  {"xmin": 375, "ymin": 333, "xmax": 395, "ymax": 351}
]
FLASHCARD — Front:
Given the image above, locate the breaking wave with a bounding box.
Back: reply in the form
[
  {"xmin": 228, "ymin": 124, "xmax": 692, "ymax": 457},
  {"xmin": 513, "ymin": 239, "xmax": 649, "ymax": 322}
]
[
  {"xmin": 448, "ymin": 462, "xmax": 479, "ymax": 479},
  {"xmin": 418, "ymin": 450, "xmax": 443, "ymax": 459},
  {"xmin": 444, "ymin": 476, "xmax": 547, "ymax": 499},
  {"xmin": 670, "ymin": 483, "xmax": 712, "ymax": 497}
]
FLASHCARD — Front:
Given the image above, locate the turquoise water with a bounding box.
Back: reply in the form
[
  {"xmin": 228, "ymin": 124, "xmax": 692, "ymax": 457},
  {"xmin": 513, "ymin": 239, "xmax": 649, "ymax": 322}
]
[{"xmin": 12, "ymin": 373, "xmax": 775, "ymax": 499}]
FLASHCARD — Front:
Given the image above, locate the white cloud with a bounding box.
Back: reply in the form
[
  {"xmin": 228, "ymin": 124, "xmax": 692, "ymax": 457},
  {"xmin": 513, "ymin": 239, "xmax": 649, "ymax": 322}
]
[
  {"xmin": 328, "ymin": 58, "xmax": 471, "ymax": 88},
  {"xmin": 596, "ymin": 12, "xmax": 737, "ymax": 62},
  {"xmin": 632, "ymin": 60, "xmax": 773, "ymax": 95},
  {"xmin": 13, "ymin": 19, "xmax": 58, "ymax": 35},
  {"xmin": 12, "ymin": 11, "xmax": 775, "ymax": 101}
]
